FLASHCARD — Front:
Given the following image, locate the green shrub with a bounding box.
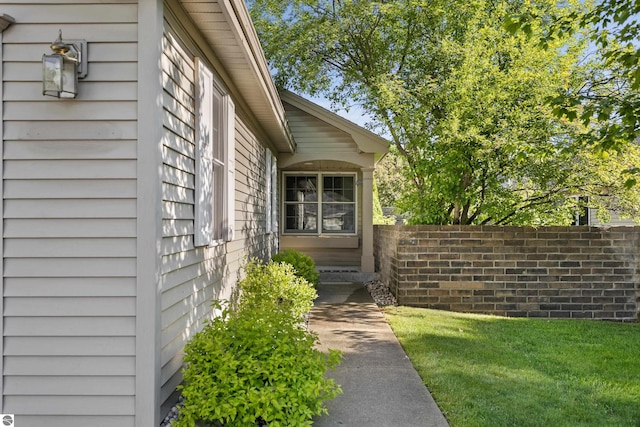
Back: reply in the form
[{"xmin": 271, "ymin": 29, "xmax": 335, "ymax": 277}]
[
  {"xmin": 235, "ymin": 259, "xmax": 317, "ymax": 323},
  {"xmin": 271, "ymin": 249, "xmax": 320, "ymax": 287},
  {"xmin": 175, "ymin": 261, "xmax": 342, "ymax": 427}
]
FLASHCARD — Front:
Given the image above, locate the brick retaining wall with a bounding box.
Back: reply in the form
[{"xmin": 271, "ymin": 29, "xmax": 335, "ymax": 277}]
[{"xmin": 373, "ymin": 225, "xmax": 640, "ymax": 320}]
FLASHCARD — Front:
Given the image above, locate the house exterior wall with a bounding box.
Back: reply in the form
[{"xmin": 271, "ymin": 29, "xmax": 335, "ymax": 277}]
[
  {"xmin": 588, "ymin": 208, "xmax": 636, "ymax": 227},
  {"xmin": 0, "ymin": 1, "xmax": 139, "ymax": 426},
  {"xmin": 235, "ymin": 118, "xmax": 279, "ymax": 260},
  {"xmin": 159, "ymin": 14, "xmax": 277, "ymax": 417},
  {"xmin": 0, "ymin": 0, "xmax": 280, "ymax": 424}
]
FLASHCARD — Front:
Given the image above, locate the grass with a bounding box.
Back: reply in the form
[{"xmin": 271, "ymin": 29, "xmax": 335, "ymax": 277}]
[{"xmin": 383, "ymin": 307, "xmax": 640, "ymax": 427}]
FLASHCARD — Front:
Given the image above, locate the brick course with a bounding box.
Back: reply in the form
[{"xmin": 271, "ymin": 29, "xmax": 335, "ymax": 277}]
[{"xmin": 373, "ymin": 225, "xmax": 640, "ymax": 321}]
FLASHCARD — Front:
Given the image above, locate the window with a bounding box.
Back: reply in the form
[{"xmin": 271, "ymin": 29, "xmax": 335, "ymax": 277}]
[
  {"xmin": 283, "ymin": 173, "xmax": 356, "ymax": 234},
  {"xmin": 574, "ymin": 196, "xmax": 590, "ymax": 226},
  {"xmin": 194, "ymin": 58, "xmax": 235, "ymax": 246}
]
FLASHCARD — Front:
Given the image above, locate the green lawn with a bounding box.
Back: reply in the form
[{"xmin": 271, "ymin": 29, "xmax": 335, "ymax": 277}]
[{"xmin": 383, "ymin": 307, "xmax": 640, "ymax": 427}]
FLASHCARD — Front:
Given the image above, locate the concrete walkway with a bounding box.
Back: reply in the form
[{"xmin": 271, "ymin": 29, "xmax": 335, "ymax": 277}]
[{"xmin": 309, "ymin": 282, "xmax": 450, "ymax": 427}]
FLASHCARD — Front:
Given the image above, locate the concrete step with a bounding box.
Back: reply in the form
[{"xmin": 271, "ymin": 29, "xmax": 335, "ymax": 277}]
[{"xmin": 317, "ymin": 267, "xmax": 378, "ymax": 283}]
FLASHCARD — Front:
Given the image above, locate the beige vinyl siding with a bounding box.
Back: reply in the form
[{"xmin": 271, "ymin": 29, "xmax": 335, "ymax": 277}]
[
  {"xmin": 225, "ymin": 117, "xmax": 278, "ymax": 287},
  {"xmin": 237, "ymin": 118, "xmax": 279, "ymax": 259},
  {"xmin": 159, "ymin": 24, "xmax": 277, "ymax": 414},
  {"xmin": 160, "ymin": 29, "xmax": 202, "ymax": 413},
  {"xmin": 588, "ymin": 208, "xmax": 636, "ymax": 227},
  {"xmin": 285, "ymin": 104, "xmax": 360, "ymax": 155},
  {"xmin": 235, "ymin": 120, "xmax": 270, "ymax": 245},
  {"xmin": 1, "ymin": 2, "xmax": 137, "ymax": 426}
]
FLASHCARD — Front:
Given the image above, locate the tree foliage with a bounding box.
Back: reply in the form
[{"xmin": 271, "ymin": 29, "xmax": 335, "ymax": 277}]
[
  {"xmin": 373, "ymin": 147, "xmax": 406, "ymax": 209},
  {"xmin": 249, "ymin": 0, "xmax": 640, "ymax": 225},
  {"xmin": 506, "ymin": 0, "xmax": 640, "ymax": 152}
]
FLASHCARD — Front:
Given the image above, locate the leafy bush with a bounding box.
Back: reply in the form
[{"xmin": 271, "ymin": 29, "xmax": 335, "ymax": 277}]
[
  {"xmin": 235, "ymin": 259, "xmax": 317, "ymax": 323},
  {"xmin": 175, "ymin": 261, "xmax": 342, "ymax": 427},
  {"xmin": 271, "ymin": 249, "xmax": 320, "ymax": 287}
]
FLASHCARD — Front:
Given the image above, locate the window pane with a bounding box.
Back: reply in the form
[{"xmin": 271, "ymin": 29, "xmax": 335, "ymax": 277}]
[
  {"xmin": 283, "ymin": 173, "xmax": 355, "ymax": 234},
  {"xmin": 285, "ymin": 203, "xmax": 317, "ymax": 232},
  {"xmin": 285, "ymin": 176, "xmax": 317, "ymax": 202},
  {"xmin": 284, "ymin": 175, "xmax": 319, "ymax": 233},
  {"xmin": 323, "ymin": 176, "xmax": 354, "ymax": 202},
  {"xmin": 322, "ymin": 203, "xmax": 355, "ymax": 233},
  {"xmin": 211, "ymin": 88, "xmax": 224, "ymax": 161},
  {"xmin": 212, "ymin": 163, "xmax": 225, "ymax": 241}
]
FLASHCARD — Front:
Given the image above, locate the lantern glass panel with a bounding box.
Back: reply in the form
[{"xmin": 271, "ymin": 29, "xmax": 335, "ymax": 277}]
[
  {"xmin": 42, "ymin": 54, "xmax": 63, "ymax": 95},
  {"xmin": 42, "ymin": 53, "xmax": 78, "ymax": 98},
  {"xmin": 60, "ymin": 56, "xmax": 78, "ymax": 98}
]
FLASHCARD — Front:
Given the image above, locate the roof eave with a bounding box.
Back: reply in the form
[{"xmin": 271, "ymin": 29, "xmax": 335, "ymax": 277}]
[{"xmin": 179, "ymin": 0, "xmax": 295, "ymax": 153}]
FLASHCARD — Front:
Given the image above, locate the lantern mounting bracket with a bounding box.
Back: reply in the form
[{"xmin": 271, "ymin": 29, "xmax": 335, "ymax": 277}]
[{"xmin": 50, "ymin": 35, "xmax": 87, "ymax": 79}]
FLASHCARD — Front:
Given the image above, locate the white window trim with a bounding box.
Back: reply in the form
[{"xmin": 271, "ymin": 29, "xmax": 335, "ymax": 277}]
[
  {"xmin": 194, "ymin": 58, "xmax": 214, "ymax": 247},
  {"xmin": 270, "ymin": 154, "xmax": 278, "ymax": 233},
  {"xmin": 282, "ymin": 171, "xmax": 357, "ymax": 236},
  {"xmin": 265, "ymin": 150, "xmax": 277, "ymax": 234},
  {"xmin": 223, "ymin": 94, "xmax": 235, "ymax": 242},
  {"xmin": 194, "ymin": 57, "xmax": 235, "ymax": 247}
]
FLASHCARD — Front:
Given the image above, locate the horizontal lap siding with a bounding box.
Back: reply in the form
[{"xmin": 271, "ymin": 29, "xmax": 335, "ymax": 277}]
[
  {"xmin": 159, "ymin": 27, "xmax": 276, "ymax": 415},
  {"xmin": 160, "ymin": 30, "xmax": 235, "ymax": 413},
  {"xmin": 589, "ymin": 209, "xmax": 636, "ymax": 227},
  {"xmin": 285, "ymin": 105, "xmax": 359, "ymax": 155},
  {"xmin": 235, "ymin": 119, "xmax": 277, "ymax": 261},
  {"xmin": 1, "ymin": 2, "xmax": 137, "ymax": 426},
  {"xmin": 160, "ymin": 30, "xmax": 201, "ymax": 413}
]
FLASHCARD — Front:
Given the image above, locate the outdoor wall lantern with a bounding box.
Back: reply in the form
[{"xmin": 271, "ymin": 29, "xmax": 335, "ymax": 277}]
[{"xmin": 42, "ymin": 30, "xmax": 87, "ymax": 99}]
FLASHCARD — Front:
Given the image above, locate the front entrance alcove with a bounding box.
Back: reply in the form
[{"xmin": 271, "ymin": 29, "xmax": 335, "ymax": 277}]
[{"xmin": 278, "ymin": 91, "xmax": 389, "ymax": 280}]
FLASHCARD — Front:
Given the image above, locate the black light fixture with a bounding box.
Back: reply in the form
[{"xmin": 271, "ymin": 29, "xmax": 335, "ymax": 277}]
[{"xmin": 42, "ymin": 30, "xmax": 87, "ymax": 99}]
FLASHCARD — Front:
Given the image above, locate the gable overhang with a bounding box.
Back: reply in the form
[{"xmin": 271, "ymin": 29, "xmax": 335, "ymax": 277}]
[
  {"xmin": 279, "ymin": 90, "xmax": 389, "ymax": 160},
  {"xmin": 177, "ymin": 0, "xmax": 295, "ymax": 153}
]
